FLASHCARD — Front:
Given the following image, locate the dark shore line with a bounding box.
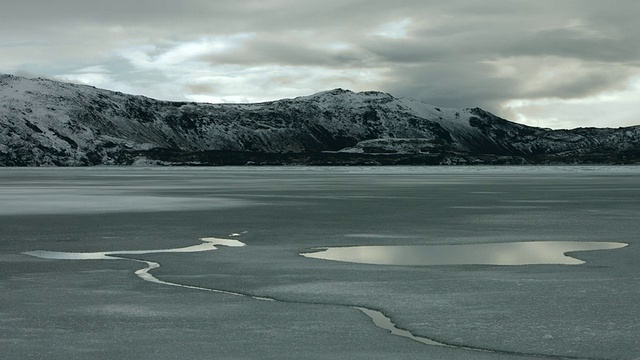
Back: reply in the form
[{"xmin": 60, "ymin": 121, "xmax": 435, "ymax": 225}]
[{"xmin": 5, "ymin": 148, "xmax": 640, "ymax": 167}]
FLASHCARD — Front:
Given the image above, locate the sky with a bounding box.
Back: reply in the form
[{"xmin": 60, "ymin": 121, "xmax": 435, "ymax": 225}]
[{"xmin": 1, "ymin": 0, "xmax": 639, "ymax": 129}]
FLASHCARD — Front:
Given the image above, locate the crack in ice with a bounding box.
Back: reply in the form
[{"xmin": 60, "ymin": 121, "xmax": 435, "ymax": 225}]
[{"xmin": 23, "ymin": 236, "xmax": 605, "ymax": 359}]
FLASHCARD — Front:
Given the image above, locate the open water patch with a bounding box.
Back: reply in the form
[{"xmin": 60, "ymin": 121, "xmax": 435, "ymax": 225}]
[
  {"xmin": 301, "ymin": 241, "xmax": 628, "ymax": 266},
  {"xmin": 24, "ymin": 237, "xmax": 245, "ymax": 261},
  {"xmin": 23, "ymin": 237, "xmax": 614, "ymax": 358}
]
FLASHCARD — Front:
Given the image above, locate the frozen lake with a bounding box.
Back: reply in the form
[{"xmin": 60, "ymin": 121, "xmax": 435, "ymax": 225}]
[{"xmin": 1, "ymin": 166, "xmax": 639, "ymax": 359}]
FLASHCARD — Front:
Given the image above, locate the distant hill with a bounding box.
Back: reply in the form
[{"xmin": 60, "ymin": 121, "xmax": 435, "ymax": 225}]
[{"xmin": 1, "ymin": 74, "xmax": 639, "ymax": 166}]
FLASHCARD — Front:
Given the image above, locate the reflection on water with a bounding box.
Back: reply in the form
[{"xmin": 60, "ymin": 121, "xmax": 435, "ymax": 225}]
[
  {"xmin": 23, "ymin": 237, "xmax": 245, "ymax": 261},
  {"xmin": 302, "ymin": 241, "xmax": 628, "ymax": 266},
  {"xmin": 22, "ymin": 236, "xmax": 491, "ymax": 353},
  {"xmin": 355, "ymin": 307, "xmax": 449, "ymax": 347},
  {"xmin": 23, "ymin": 237, "xmax": 269, "ymax": 300},
  {"xmin": 24, "ymin": 236, "xmax": 608, "ymax": 356}
]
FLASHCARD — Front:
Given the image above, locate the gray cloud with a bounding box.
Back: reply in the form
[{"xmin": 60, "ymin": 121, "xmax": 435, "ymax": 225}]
[
  {"xmin": 382, "ymin": 62, "xmax": 519, "ymax": 110},
  {"xmin": 504, "ymin": 28, "xmax": 640, "ymax": 63},
  {"xmin": 199, "ymin": 36, "xmax": 371, "ymax": 68},
  {"xmin": 1, "ymin": 0, "xmax": 639, "ymax": 128}
]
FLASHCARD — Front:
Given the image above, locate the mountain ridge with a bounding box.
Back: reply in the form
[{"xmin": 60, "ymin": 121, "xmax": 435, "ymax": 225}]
[{"xmin": 1, "ymin": 73, "xmax": 639, "ymax": 166}]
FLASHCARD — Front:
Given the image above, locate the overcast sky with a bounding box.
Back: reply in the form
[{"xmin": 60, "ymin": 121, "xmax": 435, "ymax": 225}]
[{"xmin": 1, "ymin": 0, "xmax": 639, "ymax": 129}]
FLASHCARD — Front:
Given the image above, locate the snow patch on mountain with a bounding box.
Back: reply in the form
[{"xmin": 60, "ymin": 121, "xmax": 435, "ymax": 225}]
[{"xmin": 1, "ymin": 74, "xmax": 639, "ymax": 166}]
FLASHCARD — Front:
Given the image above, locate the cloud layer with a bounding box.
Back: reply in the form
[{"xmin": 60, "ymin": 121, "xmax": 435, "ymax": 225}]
[{"xmin": 1, "ymin": 0, "xmax": 639, "ymax": 128}]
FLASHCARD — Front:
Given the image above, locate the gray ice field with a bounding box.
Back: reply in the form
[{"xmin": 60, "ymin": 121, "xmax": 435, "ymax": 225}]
[{"xmin": 0, "ymin": 166, "xmax": 638, "ymax": 359}]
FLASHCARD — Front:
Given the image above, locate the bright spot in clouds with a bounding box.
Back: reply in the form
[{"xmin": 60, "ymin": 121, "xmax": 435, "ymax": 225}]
[
  {"xmin": 118, "ymin": 33, "xmax": 255, "ymax": 70},
  {"xmin": 375, "ymin": 19, "xmax": 412, "ymax": 39},
  {"xmin": 505, "ymin": 76, "xmax": 640, "ymax": 129}
]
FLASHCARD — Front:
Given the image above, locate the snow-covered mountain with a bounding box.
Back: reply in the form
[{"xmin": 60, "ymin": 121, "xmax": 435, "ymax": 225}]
[{"xmin": 1, "ymin": 74, "xmax": 639, "ymax": 166}]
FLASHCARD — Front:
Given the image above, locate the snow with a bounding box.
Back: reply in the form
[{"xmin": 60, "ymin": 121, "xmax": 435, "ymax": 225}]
[
  {"xmin": 397, "ymin": 97, "xmax": 472, "ymax": 126},
  {"xmin": 1, "ymin": 73, "xmax": 639, "ymax": 166}
]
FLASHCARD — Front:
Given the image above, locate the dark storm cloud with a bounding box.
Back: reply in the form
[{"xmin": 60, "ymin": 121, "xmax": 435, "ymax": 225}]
[
  {"xmin": 200, "ymin": 36, "xmax": 369, "ymax": 67},
  {"xmin": 506, "ymin": 28, "xmax": 640, "ymax": 63},
  {"xmin": 381, "ymin": 62, "xmax": 519, "ymax": 110},
  {"xmin": 2, "ymin": 0, "xmax": 639, "ymax": 127}
]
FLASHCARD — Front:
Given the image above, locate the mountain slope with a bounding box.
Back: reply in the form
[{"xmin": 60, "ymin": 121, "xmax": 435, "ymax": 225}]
[{"xmin": 1, "ymin": 74, "xmax": 639, "ymax": 166}]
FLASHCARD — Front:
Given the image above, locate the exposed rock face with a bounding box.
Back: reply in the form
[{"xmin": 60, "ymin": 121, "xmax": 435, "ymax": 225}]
[{"xmin": 1, "ymin": 74, "xmax": 639, "ymax": 166}]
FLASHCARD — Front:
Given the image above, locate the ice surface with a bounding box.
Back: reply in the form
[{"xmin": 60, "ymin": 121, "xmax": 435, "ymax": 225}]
[
  {"xmin": 2, "ymin": 166, "xmax": 640, "ymax": 359},
  {"xmin": 0, "ymin": 168, "xmax": 256, "ymax": 215}
]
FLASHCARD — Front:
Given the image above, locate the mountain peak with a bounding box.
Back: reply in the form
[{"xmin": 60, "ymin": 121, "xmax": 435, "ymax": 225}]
[
  {"xmin": 326, "ymin": 88, "xmax": 353, "ymax": 95},
  {"xmin": 303, "ymin": 88, "xmax": 395, "ymax": 98},
  {"xmin": 298, "ymin": 88, "xmax": 397, "ymax": 107}
]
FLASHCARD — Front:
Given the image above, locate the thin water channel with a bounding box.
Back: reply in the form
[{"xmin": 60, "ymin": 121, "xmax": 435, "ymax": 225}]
[{"xmin": 23, "ymin": 236, "xmax": 625, "ymax": 359}]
